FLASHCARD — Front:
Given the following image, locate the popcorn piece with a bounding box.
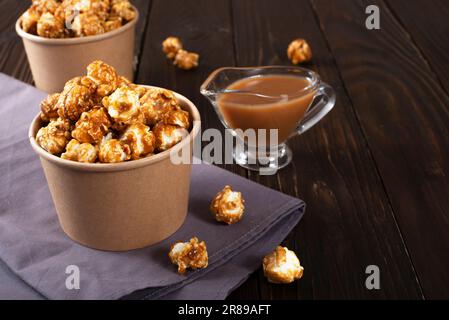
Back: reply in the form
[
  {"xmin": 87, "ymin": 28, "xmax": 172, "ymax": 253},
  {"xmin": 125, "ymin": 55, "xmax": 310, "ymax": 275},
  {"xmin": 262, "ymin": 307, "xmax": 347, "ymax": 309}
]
[
  {"xmin": 71, "ymin": 107, "xmax": 111, "ymax": 144},
  {"xmin": 120, "ymin": 123, "xmax": 155, "ymax": 160},
  {"xmin": 139, "ymin": 88, "xmax": 179, "ymax": 125},
  {"xmin": 287, "ymin": 38, "xmax": 312, "ymax": 65},
  {"xmin": 36, "ymin": 0, "xmax": 62, "ymax": 15},
  {"xmin": 86, "ymin": 60, "xmax": 119, "ymax": 97},
  {"xmin": 263, "ymin": 246, "xmax": 304, "ymax": 284},
  {"xmin": 36, "ymin": 118, "xmax": 72, "ymax": 155},
  {"xmin": 117, "ymin": 75, "xmax": 132, "ymax": 87},
  {"xmin": 98, "ymin": 135, "xmax": 131, "ymax": 163},
  {"xmin": 168, "ymin": 237, "xmax": 208, "ymax": 274},
  {"xmin": 153, "ymin": 123, "xmax": 188, "ymax": 152},
  {"xmin": 61, "ymin": 139, "xmax": 98, "ymax": 163},
  {"xmin": 104, "ymin": 16, "xmax": 123, "ymax": 32},
  {"xmin": 37, "ymin": 12, "xmax": 65, "ymax": 38},
  {"xmin": 173, "ymin": 50, "xmax": 199, "ymax": 70},
  {"xmin": 21, "ymin": 5, "xmax": 41, "ymax": 34},
  {"xmin": 162, "ymin": 36, "xmax": 183, "ymax": 59},
  {"xmin": 160, "ymin": 109, "xmax": 190, "ymax": 129},
  {"xmin": 102, "ymin": 86, "xmax": 144, "ymax": 125},
  {"xmin": 62, "ymin": 0, "xmax": 109, "ymax": 22},
  {"xmin": 210, "ymin": 185, "xmax": 245, "ymax": 225},
  {"xmin": 71, "ymin": 12, "xmax": 105, "ymax": 37},
  {"xmin": 40, "ymin": 93, "xmax": 60, "ymax": 122},
  {"xmin": 111, "ymin": 0, "xmax": 136, "ymax": 22},
  {"xmin": 57, "ymin": 77, "xmax": 96, "ymax": 122}
]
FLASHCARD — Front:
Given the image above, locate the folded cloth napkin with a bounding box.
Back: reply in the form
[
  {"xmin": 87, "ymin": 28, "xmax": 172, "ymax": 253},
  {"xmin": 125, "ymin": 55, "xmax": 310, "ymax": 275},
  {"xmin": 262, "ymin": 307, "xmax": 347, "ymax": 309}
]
[{"xmin": 0, "ymin": 73, "xmax": 305, "ymax": 300}]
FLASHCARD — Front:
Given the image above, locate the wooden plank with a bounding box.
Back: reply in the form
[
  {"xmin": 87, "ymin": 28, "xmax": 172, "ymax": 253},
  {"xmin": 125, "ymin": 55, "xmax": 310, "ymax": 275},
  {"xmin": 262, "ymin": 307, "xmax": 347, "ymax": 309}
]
[
  {"xmin": 311, "ymin": 0, "xmax": 449, "ymax": 299},
  {"xmin": 135, "ymin": 0, "xmax": 257, "ymax": 298},
  {"xmin": 0, "ymin": 0, "xmax": 152, "ymax": 83},
  {"xmin": 231, "ymin": 0, "xmax": 423, "ymax": 299},
  {"xmin": 0, "ymin": 0, "xmax": 33, "ymax": 82},
  {"xmin": 385, "ymin": 0, "xmax": 449, "ymax": 94}
]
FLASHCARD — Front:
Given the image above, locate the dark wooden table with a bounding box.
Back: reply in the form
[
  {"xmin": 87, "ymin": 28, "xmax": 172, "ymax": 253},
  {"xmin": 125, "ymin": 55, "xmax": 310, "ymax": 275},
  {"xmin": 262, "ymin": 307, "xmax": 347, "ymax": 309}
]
[{"xmin": 1, "ymin": 0, "xmax": 448, "ymax": 299}]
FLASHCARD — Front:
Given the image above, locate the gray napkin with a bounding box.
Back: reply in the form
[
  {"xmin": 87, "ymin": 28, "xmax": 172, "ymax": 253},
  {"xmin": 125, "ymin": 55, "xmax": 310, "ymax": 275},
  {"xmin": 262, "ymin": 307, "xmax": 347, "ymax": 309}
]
[{"xmin": 0, "ymin": 73, "xmax": 305, "ymax": 300}]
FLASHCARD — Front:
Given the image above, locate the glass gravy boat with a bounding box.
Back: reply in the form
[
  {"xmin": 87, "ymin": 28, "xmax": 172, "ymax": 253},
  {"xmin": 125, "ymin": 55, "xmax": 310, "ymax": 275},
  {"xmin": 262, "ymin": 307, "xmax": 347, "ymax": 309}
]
[{"xmin": 200, "ymin": 66, "xmax": 336, "ymax": 173}]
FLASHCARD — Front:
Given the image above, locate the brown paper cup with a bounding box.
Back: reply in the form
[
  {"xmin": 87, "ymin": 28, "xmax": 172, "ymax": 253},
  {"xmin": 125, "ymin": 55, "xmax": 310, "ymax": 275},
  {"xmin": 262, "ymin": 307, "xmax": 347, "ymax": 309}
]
[
  {"xmin": 29, "ymin": 87, "xmax": 201, "ymax": 251},
  {"xmin": 16, "ymin": 7, "xmax": 138, "ymax": 94}
]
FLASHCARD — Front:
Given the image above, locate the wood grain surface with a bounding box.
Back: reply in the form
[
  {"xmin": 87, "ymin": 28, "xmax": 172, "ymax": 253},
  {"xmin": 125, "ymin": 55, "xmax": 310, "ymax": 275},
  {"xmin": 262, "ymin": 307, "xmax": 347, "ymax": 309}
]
[
  {"xmin": 312, "ymin": 0, "xmax": 449, "ymax": 299},
  {"xmin": 1, "ymin": 0, "xmax": 448, "ymax": 299}
]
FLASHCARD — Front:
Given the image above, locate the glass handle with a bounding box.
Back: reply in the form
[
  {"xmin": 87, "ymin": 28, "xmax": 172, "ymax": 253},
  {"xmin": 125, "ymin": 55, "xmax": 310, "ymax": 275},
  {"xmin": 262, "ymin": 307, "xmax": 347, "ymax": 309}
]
[{"xmin": 297, "ymin": 83, "xmax": 336, "ymax": 134}]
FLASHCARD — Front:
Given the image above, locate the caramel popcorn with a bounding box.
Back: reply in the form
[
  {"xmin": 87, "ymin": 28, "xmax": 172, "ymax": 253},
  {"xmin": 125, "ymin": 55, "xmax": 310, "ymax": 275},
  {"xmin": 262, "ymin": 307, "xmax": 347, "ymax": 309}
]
[
  {"xmin": 36, "ymin": 12, "xmax": 65, "ymax": 38},
  {"xmin": 102, "ymin": 85, "xmax": 144, "ymax": 125},
  {"xmin": 162, "ymin": 36, "xmax": 183, "ymax": 59},
  {"xmin": 104, "ymin": 16, "xmax": 123, "ymax": 32},
  {"xmin": 153, "ymin": 123, "xmax": 188, "ymax": 152},
  {"xmin": 87, "ymin": 60, "xmax": 119, "ymax": 97},
  {"xmin": 61, "ymin": 139, "xmax": 98, "ymax": 163},
  {"xmin": 210, "ymin": 185, "xmax": 245, "ymax": 225},
  {"xmin": 36, "ymin": 61, "xmax": 190, "ymax": 163},
  {"xmin": 111, "ymin": 0, "xmax": 136, "ymax": 22},
  {"xmin": 36, "ymin": 118, "xmax": 72, "ymax": 155},
  {"xmin": 173, "ymin": 50, "xmax": 199, "ymax": 70},
  {"xmin": 56, "ymin": 76, "xmax": 96, "ymax": 122},
  {"xmin": 160, "ymin": 109, "xmax": 190, "ymax": 129},
  {"xmin": 36, "ymin": 0, "xmax": 61, "ymax": 14},
  {"xmin": 20, "ymin": 0, "xmax": 136, "ymax": 38},
  {"xmin": 139, "ymin": 88, "xmax": 179, "ymax": 125},
  {"xmin": 169, "ymin": 237, "xmax": 208, "ymax": 274},
  {"xmin": 71, "ymin": 12, "xmax": 105, "ymax": 37},
  {"xmin": 98, "ymin": 134, "xmax": 131, "ymax": 163},
  {"xmin": 40, "ymin": 93, "xmax": 60, "ymax": 122},
  {"xmin": 263, "ymin": 246, "xmax": 304, "ymax": 284},
  {"xmin": 287, "ymin": 38, "xmax": 312, "ymax": 65},
  {"xmin": 21, "ymin": 5, "xmax": 40, "ymax": 34},
  {"xmin": 120, "ymin": 123, "xmax": 155, "ymax": 159},
  {"xmin": 71, "ymin": 107, "xmax": 112, "ymax": 144}
]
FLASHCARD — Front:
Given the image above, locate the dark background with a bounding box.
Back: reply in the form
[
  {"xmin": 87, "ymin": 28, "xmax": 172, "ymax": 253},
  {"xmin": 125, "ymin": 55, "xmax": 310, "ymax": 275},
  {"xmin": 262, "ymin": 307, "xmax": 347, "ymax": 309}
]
[{"xmin": 1, "ymin": 0, "xmax": 448, "ymax": 299}]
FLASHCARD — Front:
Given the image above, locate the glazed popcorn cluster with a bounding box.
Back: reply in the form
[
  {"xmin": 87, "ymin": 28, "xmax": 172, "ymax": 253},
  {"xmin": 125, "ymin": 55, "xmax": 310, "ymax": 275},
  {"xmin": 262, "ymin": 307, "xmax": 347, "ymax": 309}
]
[
  {"xmin": 263, "ymin": 246, "xmax": 304, "ymax": 284},
  {"xmin": 162, "ymin": 36, "xmax": 199, "ymax": 70},
  {"xmin": 20, "ymin": 0, "xmax": 136, "ymax": 38},
  {"xmin": 36, "ymin": 60, "xmax": 190, "ymax": 163},
  {"xmin": 168, "ymin": 237, "xmax": 209, "ymax": 274},
  {"xmin": 287, "ymin": 38, "xmax": 313, "ymax": 65},
  {"xmin": 210, "ymin": 185, "xmax": 245, "ymax": 225}
]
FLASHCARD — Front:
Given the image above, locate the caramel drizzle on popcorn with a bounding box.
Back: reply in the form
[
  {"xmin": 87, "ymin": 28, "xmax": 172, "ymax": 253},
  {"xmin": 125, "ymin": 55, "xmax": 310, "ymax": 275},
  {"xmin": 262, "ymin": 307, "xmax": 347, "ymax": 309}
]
[
  {"xmin": 36, "ymin": 60, "xmax": 190, "ymax": 163},
  {"xmin": 20, "ymin": 0, "xmax": 136, "ymax": 39}
]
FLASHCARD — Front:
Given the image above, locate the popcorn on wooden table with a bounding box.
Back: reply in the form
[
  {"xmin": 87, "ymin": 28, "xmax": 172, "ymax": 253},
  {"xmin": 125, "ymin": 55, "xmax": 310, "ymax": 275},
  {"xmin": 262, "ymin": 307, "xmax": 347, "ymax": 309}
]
[
  {"xmin": 173, "ymin": 49, "xmax": 199, "ymax": 70},
  {"xmin": 210, "ymin": 185, "xmax": 245, "ymax": 225},
  {"xmin": 263, "ymin": 246, "xmax": 304, "ymax": 284},
  {"xmin": 169, "ymin": 237, "xmax": 209, "ymax": 274},
  {"xmin": 162, "ymin": 36, "xmax": 199, "ymax": 70},
  {"xmin": 162, "ymin": 36, "xmax": 183, "ymax": 59},
  {"xmin": 287, "ymin": 38, "xmax": 313, "ymax": 65}
]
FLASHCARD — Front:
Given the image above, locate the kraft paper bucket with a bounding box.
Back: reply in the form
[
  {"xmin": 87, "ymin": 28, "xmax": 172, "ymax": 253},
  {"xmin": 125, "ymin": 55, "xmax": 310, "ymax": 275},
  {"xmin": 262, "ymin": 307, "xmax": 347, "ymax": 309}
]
[
  {"xmin": 29, "ymin": 87, "xmax": 201, "ymax": 251},
  {"xmin": 16, "ymin": 7, "xmax": 138, "ymax": 94}
]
